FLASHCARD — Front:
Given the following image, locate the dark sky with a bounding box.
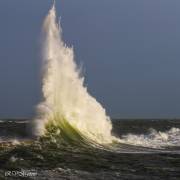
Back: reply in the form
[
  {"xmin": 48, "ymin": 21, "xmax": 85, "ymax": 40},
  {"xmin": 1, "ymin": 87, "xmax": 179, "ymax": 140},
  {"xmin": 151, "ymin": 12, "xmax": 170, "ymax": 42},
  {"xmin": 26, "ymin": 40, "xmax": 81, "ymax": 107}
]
[{"xmin": 0, "ymin": 0, "xmax": 180, "ymax": 118}]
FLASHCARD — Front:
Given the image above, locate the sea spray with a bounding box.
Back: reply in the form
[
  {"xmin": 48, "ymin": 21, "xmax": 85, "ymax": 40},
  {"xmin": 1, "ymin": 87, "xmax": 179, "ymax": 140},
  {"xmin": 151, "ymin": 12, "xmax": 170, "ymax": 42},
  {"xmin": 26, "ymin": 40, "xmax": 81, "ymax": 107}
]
[
  {"xmin": 32, "ymin": 3, "xmax": 115, "ymax": 144},
  {"xmin": 120, "ymin": 127, "xmax": 180, "ymax": 149}
]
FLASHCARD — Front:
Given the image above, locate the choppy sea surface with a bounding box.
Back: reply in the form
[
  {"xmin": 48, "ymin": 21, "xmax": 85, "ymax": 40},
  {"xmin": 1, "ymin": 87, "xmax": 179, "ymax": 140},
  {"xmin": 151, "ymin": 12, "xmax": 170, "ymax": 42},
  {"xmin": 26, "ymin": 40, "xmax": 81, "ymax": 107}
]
[{"xmin": 0, "ymin": 119, "xmax": 180, "ymax": 180}]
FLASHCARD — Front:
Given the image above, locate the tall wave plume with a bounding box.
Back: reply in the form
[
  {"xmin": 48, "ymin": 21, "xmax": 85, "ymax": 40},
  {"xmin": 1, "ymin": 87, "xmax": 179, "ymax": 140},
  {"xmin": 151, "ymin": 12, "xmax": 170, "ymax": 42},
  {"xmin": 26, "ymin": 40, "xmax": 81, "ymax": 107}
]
[{"xmin": 32, "ymin": 3, "xmax": 115, "ymax": 144}]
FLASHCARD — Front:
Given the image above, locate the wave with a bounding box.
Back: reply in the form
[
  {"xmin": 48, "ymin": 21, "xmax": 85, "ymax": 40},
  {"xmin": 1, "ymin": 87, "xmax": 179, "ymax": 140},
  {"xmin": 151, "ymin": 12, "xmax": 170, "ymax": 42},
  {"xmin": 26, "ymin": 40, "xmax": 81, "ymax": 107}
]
[
  {"xmin": 120, "ymin": 127, "xmax": 180, "ymax": 149},
  {"xmin": 31, "ymin": 2, "xmax": 180, "ymax": 151},
  {"xmin": 32, "ymin": 3, "xmax": 116, "ymax": 145}
]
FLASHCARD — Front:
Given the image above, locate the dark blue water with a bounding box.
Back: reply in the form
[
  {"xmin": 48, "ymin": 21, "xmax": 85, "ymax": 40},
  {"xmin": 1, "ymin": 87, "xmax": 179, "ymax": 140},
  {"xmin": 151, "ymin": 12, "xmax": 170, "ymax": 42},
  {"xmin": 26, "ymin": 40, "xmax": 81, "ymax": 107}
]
[{"xmin": 0, "ymin": 119, "xmax": 179, "ymax": 179}]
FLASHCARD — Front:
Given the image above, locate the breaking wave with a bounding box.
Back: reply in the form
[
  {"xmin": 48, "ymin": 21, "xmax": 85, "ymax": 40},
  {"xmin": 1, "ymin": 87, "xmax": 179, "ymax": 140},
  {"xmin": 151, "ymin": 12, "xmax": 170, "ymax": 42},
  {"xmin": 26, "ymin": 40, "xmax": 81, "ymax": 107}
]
[
  {"xmin": 120, "ymin": 127, "xmax": 180, "ymax": 149},
  {"xmin": 32, "ymin": 3, "xmax": 116, "ymax": 145},
  {"xmin": 31, "ymin": 3, "xmax": 180, "ymax": 151}
]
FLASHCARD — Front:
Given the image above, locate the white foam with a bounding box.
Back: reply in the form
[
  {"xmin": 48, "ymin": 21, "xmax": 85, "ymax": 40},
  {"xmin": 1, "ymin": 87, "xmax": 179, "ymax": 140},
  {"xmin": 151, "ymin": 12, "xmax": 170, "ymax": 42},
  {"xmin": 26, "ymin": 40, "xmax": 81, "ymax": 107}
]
[{"xmin": 120, "ymin": 127, "xmax": 180, "ymax": 148}]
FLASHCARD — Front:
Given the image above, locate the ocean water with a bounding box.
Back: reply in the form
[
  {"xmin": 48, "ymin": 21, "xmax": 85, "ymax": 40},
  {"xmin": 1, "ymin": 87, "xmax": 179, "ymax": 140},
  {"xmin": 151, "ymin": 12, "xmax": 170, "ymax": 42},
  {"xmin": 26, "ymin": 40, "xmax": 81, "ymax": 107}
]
[{"xmin": 0, "ymin": 119, "xmax": 180, "ymax": 180}]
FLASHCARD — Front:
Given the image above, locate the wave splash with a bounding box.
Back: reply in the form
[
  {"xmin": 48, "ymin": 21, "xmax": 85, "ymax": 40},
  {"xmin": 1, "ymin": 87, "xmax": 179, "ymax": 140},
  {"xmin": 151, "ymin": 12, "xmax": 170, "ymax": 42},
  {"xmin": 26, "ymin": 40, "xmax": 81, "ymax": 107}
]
[
  {"xmin": 32, "ymin": 3, "xmax": 180, "ymax": 150},
  {"xmin": 32, "ymin": 3, "xmax": 115, "ymax": 144},
  {"xmin": 120, "ymin": 127, "xmax": 180, "ymax": 149}
]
